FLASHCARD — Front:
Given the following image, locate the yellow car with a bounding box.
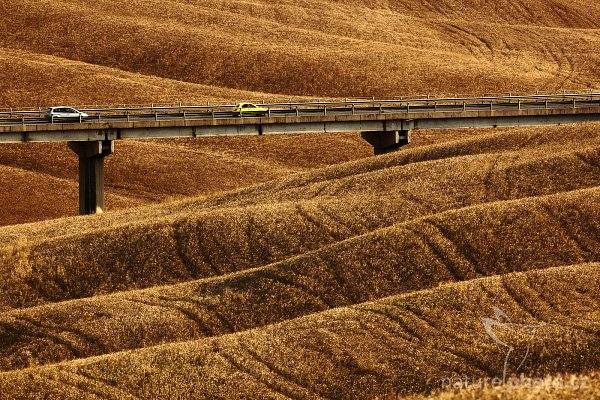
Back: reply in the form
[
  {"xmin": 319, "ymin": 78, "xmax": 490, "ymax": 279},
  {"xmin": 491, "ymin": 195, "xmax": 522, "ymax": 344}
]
[{"xmin": 233, "ymin": 103, "xmax": 269, "ymax": 117}]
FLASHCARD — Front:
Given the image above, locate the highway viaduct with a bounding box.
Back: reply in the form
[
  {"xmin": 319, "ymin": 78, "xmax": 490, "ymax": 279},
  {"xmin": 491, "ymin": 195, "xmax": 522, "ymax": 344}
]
[{"xmin": 2, "ymin": 92, "xmax": 600, "ymax": 215}]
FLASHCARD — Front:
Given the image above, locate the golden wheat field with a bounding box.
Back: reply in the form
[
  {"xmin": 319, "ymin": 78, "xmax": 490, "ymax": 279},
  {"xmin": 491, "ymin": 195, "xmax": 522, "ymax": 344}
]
[{"xmin": 0, "ymin": 0, "xmax": 599, "ymax": 399}]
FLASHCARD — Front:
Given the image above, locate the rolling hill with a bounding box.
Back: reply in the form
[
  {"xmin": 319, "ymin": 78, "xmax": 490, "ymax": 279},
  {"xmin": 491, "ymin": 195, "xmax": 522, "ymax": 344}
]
[
  {"xmin": 0, "ymin": 134, "xmax": 373, "ymax": 225},
  {"xmin": 3, "ymin": 0, "xmax": 600, "ymax": 101},
  {"xmin": 0, "ymin": 121, "xmax": 598, "ymax": 398},
  {"xmin": 1, "ymin": 0, "xmax": 600, "ymax": 398},
  {"xmin": 0, "ymin": 264, "xmax": 597, "ymax": 399}
]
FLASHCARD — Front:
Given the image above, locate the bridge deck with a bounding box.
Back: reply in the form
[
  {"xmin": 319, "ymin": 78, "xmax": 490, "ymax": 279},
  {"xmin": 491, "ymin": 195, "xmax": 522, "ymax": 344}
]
[
  {"xmin": 3, "ymin": 92, "xmax": 600, "ymax": 215},
  {"xmin": 1, "ymin": 94, "xmax": 600, "ymax": 143}
]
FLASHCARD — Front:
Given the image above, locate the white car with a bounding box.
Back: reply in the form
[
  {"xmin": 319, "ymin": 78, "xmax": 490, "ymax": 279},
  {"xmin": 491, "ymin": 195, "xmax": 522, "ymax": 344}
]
[{"xmin": 46, "ymin": 106, "xmax": 89, "ymax": 122}]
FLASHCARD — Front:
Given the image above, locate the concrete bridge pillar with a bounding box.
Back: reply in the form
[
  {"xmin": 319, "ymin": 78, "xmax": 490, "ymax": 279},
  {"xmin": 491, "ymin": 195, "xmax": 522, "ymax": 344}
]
[
  {"xmin": 361, "ymin": 130, "xmax": 410, "ymax": 155},
  {"xmin": 68, "ymin": 140, "xmax": 114, "ymax": 215}
]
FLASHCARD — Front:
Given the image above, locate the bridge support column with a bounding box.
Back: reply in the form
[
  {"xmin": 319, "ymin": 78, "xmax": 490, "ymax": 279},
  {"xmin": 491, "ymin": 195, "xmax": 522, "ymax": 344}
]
[
  {"xmin": 361, "ymin": 130, "xmax": 410, "ymax": 155},
  {"xmin": 68, "ymin": 140, "xmax": 114, "ymax": 215}
]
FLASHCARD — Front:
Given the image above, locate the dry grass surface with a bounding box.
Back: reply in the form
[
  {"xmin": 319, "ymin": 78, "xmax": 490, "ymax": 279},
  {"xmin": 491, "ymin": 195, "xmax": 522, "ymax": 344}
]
[
  {"xmin": 0, "ymin": 120, "xmax": 597, "ymax": 398},
  {"xmin": 1, "ymin": 0, "xmax": 600, "ymax": 398},
  {"xmin": 0, "ymin": 264, "xmax": 597, "ymax": 399},
  {"xmin": 3, "ymin": 0, "xmax": 600, "ymax": 101},
  {"xmin": 0, "ymin": 185, "xmax": 597, "ymax": 371},
  {"xmin": 0, "ymin": 47, "xmax": 279, "ymax": 108}
]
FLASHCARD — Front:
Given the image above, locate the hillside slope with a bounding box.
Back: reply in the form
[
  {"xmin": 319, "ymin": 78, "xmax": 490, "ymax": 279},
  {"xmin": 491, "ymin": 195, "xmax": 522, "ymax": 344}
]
[
  {"xmin": 0, "ymin": 48, "xmax": 278, "ymax": 108},
  {"xmin": 0, "ymin": 119, "xmax": 597, "ymax": 397},
  {"xmin": 0, "ymin": 264, "xmax": 597, "ymax": 399},
  {"xmin": 0, "ymin": 124, "xmax": 599, "ymax": 310},
  {"xmin": 1, "ymin": 1, "xmax": 600, "ymax": 398},
  {"xmin": 2, "ymin": 0, "xmax": 600, "ymax": 100},
  {"xmin": 0, "ymin": 185, "xmax": 598, "ymax": 371}
]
